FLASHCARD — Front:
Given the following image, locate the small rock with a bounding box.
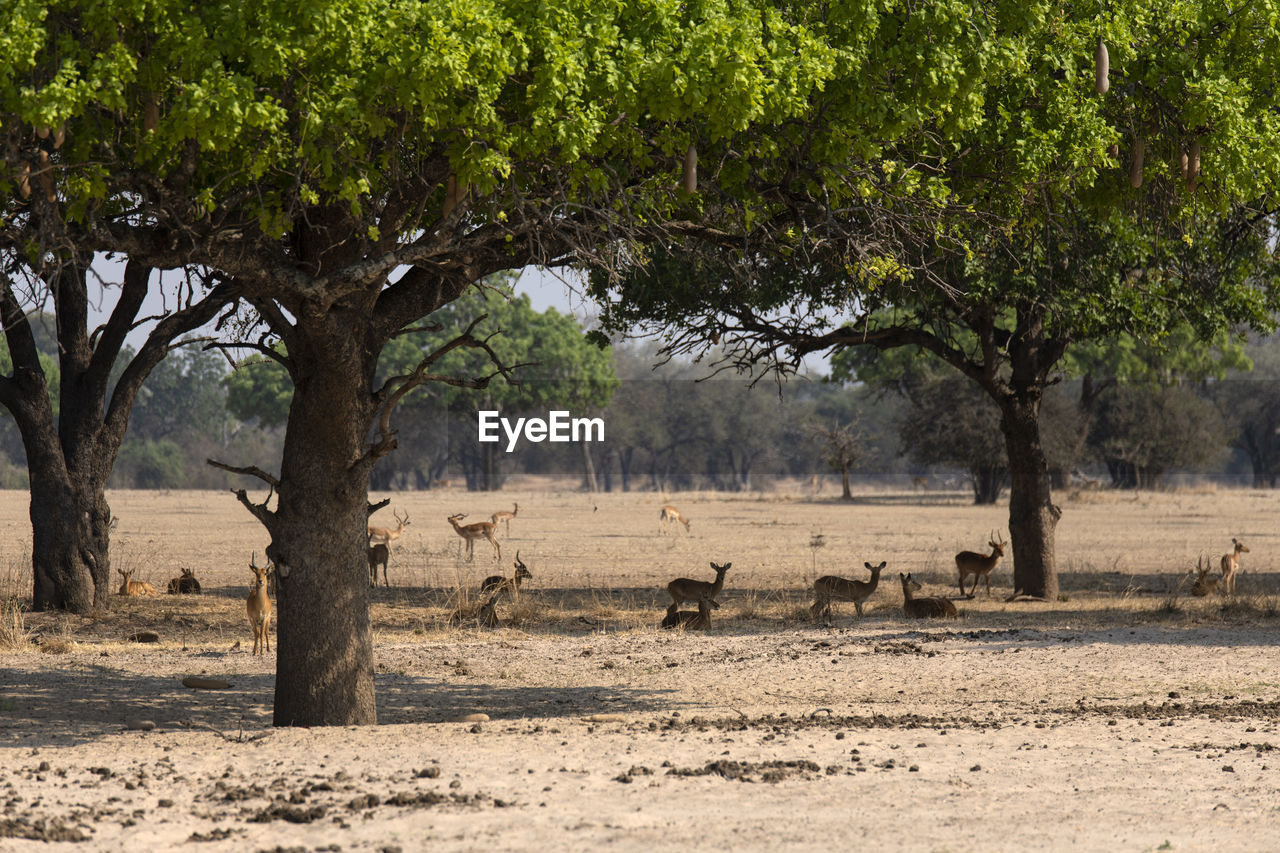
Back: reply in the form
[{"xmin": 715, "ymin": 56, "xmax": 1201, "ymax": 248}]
[
  {"xmin": 584, "ymin": 714, "xmax": 625, "ymax": 723},
  {"xmin": 452, "ymin": 713, "xmax": 489, "ymax": 723},
  {"xmin": 970, "ymin": 764, "xmax": 982, "ymax": 772},
  {"xmin": 182, "ymin": 676, "xmax": 231, "ymax": 690},
  {"xmin": 125, "ymin": 719, "xmax": 156, "ymax": 731},
  {"xmin": 128, "ymin": 631, "xmax": 161, "ymax": 644}
]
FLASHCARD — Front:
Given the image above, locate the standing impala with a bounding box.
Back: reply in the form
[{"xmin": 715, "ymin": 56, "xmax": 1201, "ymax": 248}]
[
  {"xmin": 667, "ymin": 562, "xmax": 730, "ymax": 608},
  {"xmin": 247, "ymin": 556, "xmax": 273, "ymax": 655},
  {"xmin": 811, "ymin": 561, "xmax": 887, "ymax": 622},
  {"xmin": 659, "ymin": 505, "xmax": 691, "ymax": 535},
  {"xmin": 368, "ymin": 509, "xmax": 410, "ymax": 547},
  {"xmin": 955, "ymin": 531, "xmax": 1006, "ymax": 598},
  {"xmin": 1220, "ymin": 538, "xmax": 1250, "ymax": 595},
  {"xmin": 490, "ymin": 503, "xmax": 519, "ymax": 536},
  {"xmin": 447, "ymin": 513, "xmax": 501, "ymax": 562}
]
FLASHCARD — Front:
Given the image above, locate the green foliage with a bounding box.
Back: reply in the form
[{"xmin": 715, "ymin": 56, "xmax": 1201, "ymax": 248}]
[
  {"xmin": 3, "ymin": 0, "xmax": 836, "ymax": 233},
  {"xmin": 114, "ymin": 439, "xmax": 186, "ymax": 489}
]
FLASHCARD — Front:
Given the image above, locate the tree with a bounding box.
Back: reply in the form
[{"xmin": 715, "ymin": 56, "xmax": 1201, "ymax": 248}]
[
  {"xmin": 0, "ymin": 256, "xmax": 234, "ymax": 612},
  {"xmin": 1214, "ymin": 336, "xmax": 1280, "ymax": 487},
  {"xmin": 1091, "ymin": 383, "xmax": 1226, "ymax": 488},
  {"xmin": 809, "ymin": 420, "xmax": 862, "ymax": 500},
  {"xmin": 590, "ymin": 4, "xmax": 1280, "ymax": 602},
  {"xmin": 4, "ymin": 0, "xmax": 834, "ymax": 723}
]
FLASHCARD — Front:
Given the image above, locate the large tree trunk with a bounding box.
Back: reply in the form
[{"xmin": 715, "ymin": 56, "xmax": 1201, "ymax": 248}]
[
  {"xmin": 29, "ymin": 468, "xmax": 111, "ymax": 612},
  {"xmin": 268, "ymin": 331, "xmax": 377, "ymax": 727},
  {"xmin": 12, "ymin": 388, "xmax": 111, "ymax": 612},
  {"xmin": 999, "ymin": 399, "xmax": 1059, "ymax": 601}
]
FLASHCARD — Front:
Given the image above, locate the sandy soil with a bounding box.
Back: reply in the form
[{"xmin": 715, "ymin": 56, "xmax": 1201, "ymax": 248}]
[{"xmin": 3, "ymin": 485, "xmax": 1280, "ymax": 851}]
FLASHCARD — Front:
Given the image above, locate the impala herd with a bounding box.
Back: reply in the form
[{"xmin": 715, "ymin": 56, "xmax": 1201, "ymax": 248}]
[{"xmin": 118, "ymin": 495, "xmax": 1256, "ymax": 649}]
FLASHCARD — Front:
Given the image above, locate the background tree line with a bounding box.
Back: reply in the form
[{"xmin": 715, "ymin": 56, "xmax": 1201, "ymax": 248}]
[{"xmin": 3, "ymin": 305, "xmax": 1277, "ymax": 497}]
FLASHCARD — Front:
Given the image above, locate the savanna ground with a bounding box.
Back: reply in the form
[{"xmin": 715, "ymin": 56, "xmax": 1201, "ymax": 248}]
[{"xmin": 2, "ymin": 483, "xmax": 1279, "ymax": 851}]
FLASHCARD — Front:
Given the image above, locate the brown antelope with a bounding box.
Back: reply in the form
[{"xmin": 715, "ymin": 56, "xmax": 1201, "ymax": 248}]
[
  {"xmin": 911, "ymin": 476, "xmax": 928, "ymax": 492},
  {"xmin": 449, "ymin": 594, "xmax": 500, "ymax": 629},
  {"xmin": 368, "ymin": 541, "xmax": 390, "ymax": 588},
  {"xmin": 116, "ymin": 568, "xmax": 156, "ymax": 596},
  {"xmin": 659, "ymin": 504, "xmax": 691, "ymax": 535},
  {"xmin": 661, "ymin": 598, "xmax": 717, "ymax": 630},
  {"xmin": 246, "ymin": 556, "xmax": 273, "ymax": 655},
  {"xmin": 955, "ymin": 531, "xmax": 1006, "ymax": 598},
  {"xmin": 667, "ymin": 561, "xmax": 730, "ymax": 608},
  {"xmin": 900, "ymin": 573, "xmax": 958, "ymax": 619},
  {"xmin": 447, "ymin": 513, "xmax": 501, "ymax": 562},
  {"xmin": 1220, "ymin": 538, "xmax": 1250, "ymax": 595},
  {"xmin": 1190, "ymin": 557, "xmax": 1220, "ymax": 597},
  {"xmin": 166, "ymin": 568, "xmax": 202, "ymax": 595},
  {"xmin": 811, "ymin": 561, "xmax": 887, "ymax": 622},
  {"xmin": 490, "ymin": 503, "xmax": 519, "ymax": 536},
  {"xmin": 368, "ymin": 509, "xmax": 410, "ymax": 547},
  {"xmin": 481, "ymin": 551, "xmax": 532, "ymax": 601}
]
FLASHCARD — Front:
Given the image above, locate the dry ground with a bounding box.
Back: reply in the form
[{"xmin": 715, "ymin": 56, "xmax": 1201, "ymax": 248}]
[{"xmin": 2, "ymin": 485, "xmax": 1280, "ymax": 851}]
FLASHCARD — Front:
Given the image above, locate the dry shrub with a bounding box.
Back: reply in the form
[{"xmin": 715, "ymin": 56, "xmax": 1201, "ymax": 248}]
[{"xmin": 0, "ymin": 596, "xmax": 30, "ymax": 650}]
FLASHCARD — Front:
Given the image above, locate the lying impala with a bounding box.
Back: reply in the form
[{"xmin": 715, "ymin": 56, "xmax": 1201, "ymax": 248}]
[{"xmin": 116, "ymin": 568, "xmax": 156, "ymax": 596}]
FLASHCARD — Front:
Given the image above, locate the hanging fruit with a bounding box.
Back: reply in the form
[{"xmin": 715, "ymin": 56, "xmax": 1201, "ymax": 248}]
[
  {"xmin": 37, "ymin": 149, "xmax": 54, "ymax": 201},
  {"xmin": 1095, "ymin": 37, "xmax": 1109, "ymax": 95},
  {"xmin": 17, "ymin": 162, "xmax": 30, "ymax": 199},
  {"xmin": 682, "ymin": 143, "xmax": 698, "ymax": 194},
  {"xmin": 53, "ymin": 124, "xmax": 66, "ymax": 149},
  {"xmin": 442, "ymin": 174, "xmax": 469, "ymax": 219},
  {"xmin": 144, "ymin": 94, "xmax": 159, "ymax": 132},
  {"xmin": 1186, "ymin": 139, "xmax": 1201, "ymax": 191},
  {"xmin": 1129, "ymin": 138, "xmax": 1144, "ymax": 188}
]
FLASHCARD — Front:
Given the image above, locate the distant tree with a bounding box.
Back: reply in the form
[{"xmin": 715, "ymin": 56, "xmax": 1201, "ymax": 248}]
[
  {"xmin": 1092, "ymin": 384, "xmax": 1227, "ymax": 488},
  {"xmin": 809, "ymin": 419, "xmax": 863, "ymax": 500},
  {"xmin": 1213, "ymin": 336, "xmax": 1280, "ymax": 488}
]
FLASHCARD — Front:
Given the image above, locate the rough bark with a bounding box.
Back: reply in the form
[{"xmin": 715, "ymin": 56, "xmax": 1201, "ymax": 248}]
[
  {"xmin": 999, "ymin": 399, "xmax": 1059, "ymax": 601},
  {"xmin": 268, "ymin": 322, "xmax": 378, "ymax": 727}
]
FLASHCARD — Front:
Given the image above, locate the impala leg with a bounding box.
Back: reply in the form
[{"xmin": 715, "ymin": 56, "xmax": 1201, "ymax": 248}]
[{"xmin": 984, "ymin": 574, "xmax": 992, "ymax": 597}]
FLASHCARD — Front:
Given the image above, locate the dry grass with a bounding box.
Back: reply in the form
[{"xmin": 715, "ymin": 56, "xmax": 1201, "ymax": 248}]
[{"xmin": 0, "ymin": 485, "xmax": 1275, "ymax": 644}]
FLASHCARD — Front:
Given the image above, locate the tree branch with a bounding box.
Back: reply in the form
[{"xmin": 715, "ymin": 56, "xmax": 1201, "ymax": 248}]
[{"xmin": 207, "ymin": 458, "xmax": 282, "ymax": 488}]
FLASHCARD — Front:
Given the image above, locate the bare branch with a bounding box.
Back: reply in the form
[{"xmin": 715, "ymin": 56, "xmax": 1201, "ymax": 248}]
[{"xmin": 207, "ymin": 458, "xmax": 282, "ymax": 489}]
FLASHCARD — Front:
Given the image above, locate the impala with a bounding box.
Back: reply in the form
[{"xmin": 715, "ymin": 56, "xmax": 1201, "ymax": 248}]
[
  {"xmin": 490, "ymin": 503, "xmax": 519, "ymax": 536},
  {"xmin": 1190, "ymin": 557, "xmax": 1220, "ymax": 597},
  {"xmin": 116, "ymin": 568, "xmax": 156, "ymax": 596},
  {"xmin": 481, "ymin": 552, "xmax": 532, "ymax": 601},
  {"xmin": 955, "ymin": 531, "xmax": 1006, "ymax": 598},
  {"xmin": 447, "ymin": 513, "xmax": 501, "ymax": 562},
  {"xmin": 659, "ymin": 505, "xmax": 691, "ymax": 535},
  {"xmin": 900, "ymin": 573, "xmax": 957, "ymax": 619},
  {"xmin": 811, "ymin": 561, "xmax": 887, "ymax": 621},
  {"xmin": 667, "ymin": 562, "xmax": 730, "ymax": 608},
  {"xmin": 166, "ymin": 568, "xmax": 202, "ymax": 595},
  {"xmin": 1220, "ymin": 538, "xmax": 1250, "ymax": 595},
  {"xmin": 247, "ymin": 556, "xmax": 273, "ymax": 655},
  {"xmin": 661, "ymin": 598, "xmax": 717, "ymax": 630},
  {"xmin": 368, "ymin": 541, "xmax": 390, "ymax": 588},
  {"xmin": 368, "ymin": 509, "xmax": 410, "ymax": 547}
]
